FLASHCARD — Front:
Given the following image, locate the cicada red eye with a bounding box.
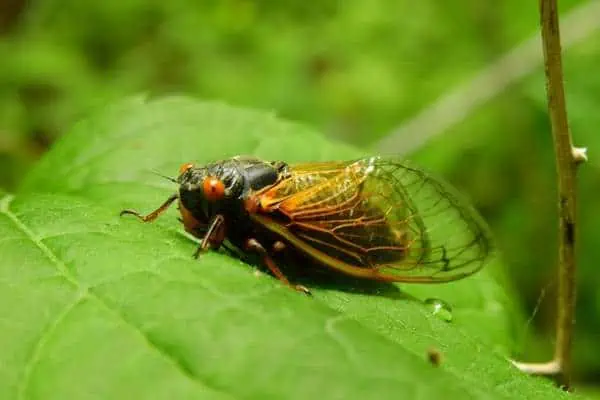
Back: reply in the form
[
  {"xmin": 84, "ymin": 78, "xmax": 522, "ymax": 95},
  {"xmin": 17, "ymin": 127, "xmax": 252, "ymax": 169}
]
[
  {"xmin": 203, "ymin": 176, "xmax": 226, "ymax": 201},
  {"xmin": 179, "ymin": 162, "xmax": 194, "ymax": 175}
]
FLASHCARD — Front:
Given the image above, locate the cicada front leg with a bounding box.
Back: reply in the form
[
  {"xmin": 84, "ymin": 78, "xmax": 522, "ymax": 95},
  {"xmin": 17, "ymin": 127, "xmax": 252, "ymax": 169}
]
[
  {"xmin": 120, "ymin": 194, "xmax": 178, "ymax": 222},
  {"xmin": 193, "ymin": 214, "xmax": 226, "ymax": 258}
]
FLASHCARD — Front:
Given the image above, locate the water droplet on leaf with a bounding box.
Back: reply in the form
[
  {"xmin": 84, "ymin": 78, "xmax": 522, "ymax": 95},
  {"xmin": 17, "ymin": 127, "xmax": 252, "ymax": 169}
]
[{"xmin": 424, "ymin": 298, "xmax": 453, "ymax": 322}]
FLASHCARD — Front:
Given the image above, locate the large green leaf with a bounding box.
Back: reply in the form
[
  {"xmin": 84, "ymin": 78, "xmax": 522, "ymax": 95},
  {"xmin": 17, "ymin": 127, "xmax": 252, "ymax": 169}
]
[{"xmin": 1, "ymin": 96, "xmax": 567, "ymax": 399}]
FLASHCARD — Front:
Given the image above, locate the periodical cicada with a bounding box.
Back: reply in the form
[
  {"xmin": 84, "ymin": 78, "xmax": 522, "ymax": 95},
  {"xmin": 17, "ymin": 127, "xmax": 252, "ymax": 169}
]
[{"xmin": 120, "ymin": 156, "xmax": 492, "ymax": 294}]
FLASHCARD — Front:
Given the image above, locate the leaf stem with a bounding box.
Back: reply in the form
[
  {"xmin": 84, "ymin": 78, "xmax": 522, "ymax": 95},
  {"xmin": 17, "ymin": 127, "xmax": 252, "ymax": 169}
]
[{"xmin": 512, "ymin": 0, "xmax": 584, "ymax": 390}]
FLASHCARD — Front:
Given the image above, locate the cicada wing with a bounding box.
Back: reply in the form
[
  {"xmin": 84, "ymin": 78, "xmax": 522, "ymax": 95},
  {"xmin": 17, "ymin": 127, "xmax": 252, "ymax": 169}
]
[{"xmin": 253, "ymin": 157, "xmax": 493, "ymax": 283}]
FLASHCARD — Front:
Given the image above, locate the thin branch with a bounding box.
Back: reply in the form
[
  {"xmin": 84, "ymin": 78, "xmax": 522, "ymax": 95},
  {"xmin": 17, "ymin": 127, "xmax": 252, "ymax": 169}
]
[
  {"xmin": 374, "ymin": 0, "xmax": 600, "ymax": 155},
  {"xmin": 512, "ymin": 0, "xmax": 584, "ymax": 390}
]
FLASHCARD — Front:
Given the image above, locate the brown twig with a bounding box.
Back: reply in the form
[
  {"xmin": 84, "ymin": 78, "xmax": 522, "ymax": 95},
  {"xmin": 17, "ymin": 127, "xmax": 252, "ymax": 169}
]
[{"xmin": 512, "ymin": 0, "xmax": 586, "ymax": 390}]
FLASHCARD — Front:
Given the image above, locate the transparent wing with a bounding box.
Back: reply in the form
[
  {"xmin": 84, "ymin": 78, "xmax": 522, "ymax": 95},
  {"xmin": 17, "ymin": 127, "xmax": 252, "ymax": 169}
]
[{"xmin": 253, "ymin": 156, "xmax": 493, "ymax": 283}]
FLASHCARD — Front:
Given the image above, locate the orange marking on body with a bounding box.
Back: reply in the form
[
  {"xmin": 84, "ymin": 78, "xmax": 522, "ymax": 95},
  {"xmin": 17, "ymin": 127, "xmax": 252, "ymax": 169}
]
[
  {"xmin": 257, "ymin": 192, "xmax": 280, "ymax": 212},
  {"xmin": 179, "ymin": 200, "xmax": 202, "ymax": 236},
  {"xmin": 244, "ymin": 196, "xmax": 259, "ymax": 213},
  {"xmin": 179, "ymin": 162, "xmax": 194, "ymax": 175}
]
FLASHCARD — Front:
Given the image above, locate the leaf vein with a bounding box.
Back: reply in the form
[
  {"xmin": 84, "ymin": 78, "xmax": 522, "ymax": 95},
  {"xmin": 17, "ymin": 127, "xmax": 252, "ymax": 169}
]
[
  {"xmin": 0, "ymin": 195, "xmax": 238, "ymax": 399},
  {"xmin": 17, "ymin": 295, "xmax": 85, "ymax": 400}
]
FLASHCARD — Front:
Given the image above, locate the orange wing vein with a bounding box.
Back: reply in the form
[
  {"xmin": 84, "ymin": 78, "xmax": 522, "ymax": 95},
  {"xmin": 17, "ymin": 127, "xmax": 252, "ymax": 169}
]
[{"xmin": 250, "ymin": 157, "xmax": 493, "ymax": 283}]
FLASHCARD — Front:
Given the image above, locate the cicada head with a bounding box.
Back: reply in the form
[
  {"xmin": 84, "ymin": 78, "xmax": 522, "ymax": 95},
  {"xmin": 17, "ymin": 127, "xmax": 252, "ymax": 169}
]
[{"xmin": 176, "ymin": 162, "xmax": 236, "ymax": 218}]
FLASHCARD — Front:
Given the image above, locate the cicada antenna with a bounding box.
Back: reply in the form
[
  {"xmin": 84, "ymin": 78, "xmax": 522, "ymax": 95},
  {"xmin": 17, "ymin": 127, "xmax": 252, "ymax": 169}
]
[{"xmin": 149, "ymin": 169, "xmax": 178, "ymax": 184}]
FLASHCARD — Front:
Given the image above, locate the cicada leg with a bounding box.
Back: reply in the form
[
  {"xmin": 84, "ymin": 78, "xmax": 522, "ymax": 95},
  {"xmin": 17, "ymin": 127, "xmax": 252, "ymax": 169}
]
[
  {"xmin": 120, "ymin": 194, "xmax": 178, "ymax": 222},
  {"xmin": 188, "ymin": 223, "xmax": 241, "ymax": 259},
  {"xmin": 193, "ymin": 214, "xmax": 226, "ymax": 258},
  {"xmin": 244, "ymin": 238, "xmax": 311, "ymax": 295}
]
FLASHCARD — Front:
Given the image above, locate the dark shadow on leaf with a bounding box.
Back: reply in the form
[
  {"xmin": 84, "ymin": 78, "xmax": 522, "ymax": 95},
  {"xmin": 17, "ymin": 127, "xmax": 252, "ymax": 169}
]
[
  {"xmin": 250, "ymin": 250, "xmax": 416, "ymax": 301},
  {"xmin": 164, "ymin": 229, "xmax": 417, "ymax": 301}
]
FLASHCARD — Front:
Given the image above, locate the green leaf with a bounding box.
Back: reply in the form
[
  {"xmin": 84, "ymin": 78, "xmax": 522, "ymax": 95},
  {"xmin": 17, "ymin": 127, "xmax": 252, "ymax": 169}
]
[{"xmin": 3, "ymin": 96, "xmax": 567, "ymax": 399}]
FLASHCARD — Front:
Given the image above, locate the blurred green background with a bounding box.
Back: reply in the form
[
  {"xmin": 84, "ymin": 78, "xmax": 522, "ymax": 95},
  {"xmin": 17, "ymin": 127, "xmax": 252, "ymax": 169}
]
[{"xmin": 0, "ymin": 0, "xmax": 598, "ymax": 392}]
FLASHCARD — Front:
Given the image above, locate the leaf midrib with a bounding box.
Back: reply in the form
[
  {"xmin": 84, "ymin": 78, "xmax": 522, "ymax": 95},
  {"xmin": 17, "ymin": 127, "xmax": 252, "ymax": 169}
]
[{"xmin": 0, "ymin": 195, "xmax": 237, "ymax": 400}]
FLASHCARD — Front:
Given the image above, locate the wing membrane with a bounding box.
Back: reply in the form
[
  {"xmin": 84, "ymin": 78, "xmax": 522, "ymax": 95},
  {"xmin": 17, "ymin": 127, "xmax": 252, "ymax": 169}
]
[{"xmin": 252, "ymin": 157, "xmax": 492, "ymax": 283}]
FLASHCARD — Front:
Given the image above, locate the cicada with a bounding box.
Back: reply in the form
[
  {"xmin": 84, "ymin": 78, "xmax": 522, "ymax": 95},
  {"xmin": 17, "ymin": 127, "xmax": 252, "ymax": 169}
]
[{"xmin": 120, "ymin": 156, "xmax": 492, "ymax": 294}]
